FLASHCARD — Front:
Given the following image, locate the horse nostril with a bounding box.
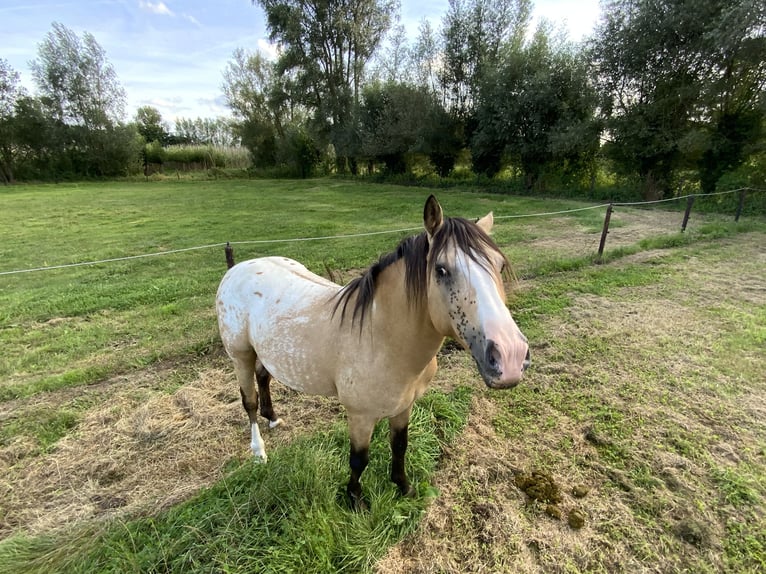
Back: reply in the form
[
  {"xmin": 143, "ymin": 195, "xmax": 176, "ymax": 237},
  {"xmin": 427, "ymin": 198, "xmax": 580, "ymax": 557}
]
[
  {"xmin": 485, "ymin": 340, "xmax": 501, "ymax": 372},
  {"xmin": 522, "ymin": 347, "xmax": 532, "ymax": 371}
]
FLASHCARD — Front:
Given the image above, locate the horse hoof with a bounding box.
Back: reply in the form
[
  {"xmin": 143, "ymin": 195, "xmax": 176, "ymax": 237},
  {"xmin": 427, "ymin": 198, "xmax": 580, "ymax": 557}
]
[
  {"xmin": 348, "ymin": 491, "xmax": 369, "ymax": 512},
  {"xmin": 269, "ymin": 418, "xmax": 284, "ymax": 430},
  {"xmin": 401, "ymin": 484, "xmax": 416, "ymax": 498},
  {"xmin": 253, "ymin": 453, "xmax": 268, "ymax": 464}
]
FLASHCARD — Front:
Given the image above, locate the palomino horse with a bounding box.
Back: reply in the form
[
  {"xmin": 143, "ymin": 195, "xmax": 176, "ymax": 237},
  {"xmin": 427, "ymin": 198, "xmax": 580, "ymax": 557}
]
[{"xmin": 216, "ymin": 195, "xmax": 530, "ymax": 508}]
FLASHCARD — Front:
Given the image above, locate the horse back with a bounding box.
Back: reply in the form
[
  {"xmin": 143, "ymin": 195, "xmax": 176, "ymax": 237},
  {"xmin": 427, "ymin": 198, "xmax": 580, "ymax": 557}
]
[{"xmin": 216, "ymin": 257, "xmax": 341, "ymax": 395}]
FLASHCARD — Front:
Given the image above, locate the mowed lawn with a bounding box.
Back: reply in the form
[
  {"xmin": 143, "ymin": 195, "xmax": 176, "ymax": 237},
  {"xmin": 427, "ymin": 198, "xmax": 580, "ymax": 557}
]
[{"xmin": 0, "ymin": 179, "xmax": 764, "ymax": 573}]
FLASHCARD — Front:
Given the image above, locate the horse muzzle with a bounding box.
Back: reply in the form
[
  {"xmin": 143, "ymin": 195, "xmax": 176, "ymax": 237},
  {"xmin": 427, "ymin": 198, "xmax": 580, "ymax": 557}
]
[{"xmin": 479, "ymin": 338, "xmax": 531, "ymax": 389}]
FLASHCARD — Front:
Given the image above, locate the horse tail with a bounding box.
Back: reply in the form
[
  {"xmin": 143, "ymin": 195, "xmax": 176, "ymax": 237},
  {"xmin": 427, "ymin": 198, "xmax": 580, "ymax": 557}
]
[{"xmin": 225, "ymin": 242, "xmax": 235, "ymax": 269}]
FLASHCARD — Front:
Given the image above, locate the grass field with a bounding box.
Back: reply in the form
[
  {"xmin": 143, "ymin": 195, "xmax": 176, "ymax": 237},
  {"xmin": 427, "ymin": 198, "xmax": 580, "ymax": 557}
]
[{"xmin": 0, "ymin": 179, "xmax": 764, "ymax": 572}]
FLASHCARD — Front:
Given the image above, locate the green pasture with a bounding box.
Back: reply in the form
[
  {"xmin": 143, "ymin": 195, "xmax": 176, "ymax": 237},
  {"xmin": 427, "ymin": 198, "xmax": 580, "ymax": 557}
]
[
  {"xmin": 1, "ymin": 179, "xmax": 764, "ymax": 573},
  {"xmin": 0, "ymin": 179, "xmax": 614, "ymax": 401}
]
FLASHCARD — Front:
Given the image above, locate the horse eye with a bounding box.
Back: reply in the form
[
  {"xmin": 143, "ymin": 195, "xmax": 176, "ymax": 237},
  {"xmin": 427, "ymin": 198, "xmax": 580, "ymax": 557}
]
[{"xmin": 435, "ymin": 264, "xmax": 449, "ymax": 278}]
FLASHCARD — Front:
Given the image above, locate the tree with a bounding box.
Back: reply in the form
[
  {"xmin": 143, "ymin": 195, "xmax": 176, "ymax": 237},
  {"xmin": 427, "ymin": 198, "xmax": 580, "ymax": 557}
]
[
  {"xmin": 31, "ymin": 22, "xmax": 126, "ymax": 129},
  {"xmin": 471, "ymin": 26, "xmax": 599, "ymax": 186},
  {"xmin": 411, "ymin": 19, "xmax": 440, "ymax": 94},
  {"xmin": 694, "ymin": 0, "xmax": 766, "ymax": 193},
  {"xmin": 371, "ymin": 24, "xmax": 412, "ymax": 84},
  {"xmin": 255, "ymin": 0, "xmax": 397, "ymax": 164},
  {"xmin": 440, "ymin": 0, "xmax": 530, "ymax": 119},
  {"xmin": 357, "ymin": 82, "xmax": 437, "ymax": 174},
  {"xmin": 0, "ymin": 59, "xmax": 26, "ymax": 183},
  {"xmin": 222, "ymin": 48, "xmax": 284, "ymax": 166},
  {"xmin": 135, "ymin": 106, "xmax": 169, "ymax": 144},
  {"xmin": 173, "ymin": 117, "xmax": 238, "ymax": 146},
  {"xmin": 29, "ymin": 23, "xmax": 137, "ymax": 177},
  {"xmin": 591, "ymin": 0, "xmax": 752, "ymax": 199}
]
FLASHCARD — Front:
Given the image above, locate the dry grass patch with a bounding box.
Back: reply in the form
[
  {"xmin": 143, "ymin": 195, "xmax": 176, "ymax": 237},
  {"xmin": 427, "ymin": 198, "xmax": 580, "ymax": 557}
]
[{"xmin": 0, "ymin": 356, "xmax": 343, "ymax": 537}]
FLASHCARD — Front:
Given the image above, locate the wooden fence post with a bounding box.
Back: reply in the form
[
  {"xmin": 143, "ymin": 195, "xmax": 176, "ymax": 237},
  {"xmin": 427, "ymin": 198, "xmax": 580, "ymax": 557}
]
[
  {"xmin": 681, "ymin": 195, "xmax": 695, "ymax": 232},
  {"xmin": 735, "ymin": 189, "xmax": 747, "ymax": 222},
  {"xmin": 225, "ymin": 242, "xmax": 235, "ymax": 269},
  {"xmin": 597, "ymin": 203, "xmax": 614, "ymax": 261}
]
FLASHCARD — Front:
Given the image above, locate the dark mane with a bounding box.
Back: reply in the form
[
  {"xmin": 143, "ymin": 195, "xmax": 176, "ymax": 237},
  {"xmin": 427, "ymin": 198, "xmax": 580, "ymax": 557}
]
[{"xmin": 333, "ymin": 216, "xmax": 510, "ymax": 328}]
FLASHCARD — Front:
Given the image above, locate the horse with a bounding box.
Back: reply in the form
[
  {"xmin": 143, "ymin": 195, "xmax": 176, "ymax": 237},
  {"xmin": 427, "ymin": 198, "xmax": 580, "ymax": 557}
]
[{"xmin": 215, "ymin": 195, "xmax": 530, "ymax": 509}]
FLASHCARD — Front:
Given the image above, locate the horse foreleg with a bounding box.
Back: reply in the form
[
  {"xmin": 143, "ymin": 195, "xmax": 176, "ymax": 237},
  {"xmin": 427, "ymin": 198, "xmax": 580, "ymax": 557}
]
[
  {"xmin": 256, "ymin": 360, "xmax": 284, "ymax": 429},
  {"xmin": 389, "ymin": 406, "xmax": 416, "ymax": 497},
  {"xmin": 233, "ymin": 353, "xmax": 267, "ymax": 463},
  {"xmin": 346, "ymin": 415, "xmax": 376, "ymax": 511}
]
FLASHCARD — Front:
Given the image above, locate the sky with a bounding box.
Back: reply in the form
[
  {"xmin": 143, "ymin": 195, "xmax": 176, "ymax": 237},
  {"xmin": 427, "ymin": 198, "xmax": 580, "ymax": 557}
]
[{"xmin": 0, "ymin": 0, "xmax": 601, "ymax": 125}]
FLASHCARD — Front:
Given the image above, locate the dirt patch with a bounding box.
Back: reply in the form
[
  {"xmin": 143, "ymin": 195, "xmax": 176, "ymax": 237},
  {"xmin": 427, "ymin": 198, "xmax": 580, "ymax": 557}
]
[{"xmin": 520, "ymin": 208, "xmax": 697, "ymax": 261}]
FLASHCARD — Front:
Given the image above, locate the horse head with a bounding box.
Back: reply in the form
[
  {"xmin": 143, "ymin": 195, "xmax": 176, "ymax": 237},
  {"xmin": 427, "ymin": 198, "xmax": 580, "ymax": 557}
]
[{"xmin": 423, "ymin": 195, "xmax": 531, "ymax": 389}]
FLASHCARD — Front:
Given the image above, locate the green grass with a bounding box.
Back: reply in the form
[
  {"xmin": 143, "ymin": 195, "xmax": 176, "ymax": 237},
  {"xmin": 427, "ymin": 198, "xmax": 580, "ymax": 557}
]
[
  {"xmin": 1, "ymin": 179, "xmax": 680, "ymax": 401},
  {"xmin": 1, "ymin": 178, "xmax": 765, "ymax": 573},
  {"xmin": 0, "ymin": 387, "xmax": 472, "ymax": 574}
]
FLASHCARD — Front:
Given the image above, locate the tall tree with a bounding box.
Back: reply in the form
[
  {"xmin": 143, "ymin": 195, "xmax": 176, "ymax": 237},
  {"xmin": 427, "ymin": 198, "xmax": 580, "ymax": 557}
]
[
  {"xmin": 372, "ymin": 24, "xmax": 412, "ymax": 84},
  {"xmin": 30, "ymin": 22, "xmax": 126, "ymax": 129},
  {"xmin": 29, "ymin": 23, "xmax": 137, "ymax": 177},
  {"xmin": 222, "ymin": 48, "xmax": 284, "ymax": 166},
  {"xmin": 440, "ymin": 0, "xmax": 530, "ymax": 119},
  {"xmin": 134, "ymin": 106, "xmax": 169, "ymax": 144},
  {"xmin": 695, "ymin": 0, "xmax": 766, "ymax": 192},
  {"xmin": 588, "ymin": 0, "xmax": 765, "ymax": 198},
  {"xmin": 0, "ymin": 59, "xmax": 26, "ymax": 183},
  {"xmin": 471, "ymin": 26, "xmax": 599, "ymax": 186},
  {"xmin": 411, "ymin": 19, "xmax": 440, "ymax": 94},
  {"xmin": 255, "ymin": 0, "xmax": 397, "ymax": 163},
  {"xmin": 357, "ymin": 81, "xmax": 434, "ymax": 173}
]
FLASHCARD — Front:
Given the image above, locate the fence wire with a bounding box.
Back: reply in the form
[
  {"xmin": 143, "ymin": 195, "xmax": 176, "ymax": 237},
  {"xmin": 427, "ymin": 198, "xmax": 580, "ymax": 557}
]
[{"xmin": 1, "ymin": 187, "xmax": 761, "ymax": 277}]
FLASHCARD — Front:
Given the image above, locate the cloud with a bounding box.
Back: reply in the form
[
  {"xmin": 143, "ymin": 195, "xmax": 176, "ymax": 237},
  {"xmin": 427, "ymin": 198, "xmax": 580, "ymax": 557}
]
[
  {"xmin": 138, "ymin": 1, "xmax": 200, "ymax": 28},
  {"xmin": 182, "ymin": 13, "xmax": 201, "ymax": 27},
  {"xmin": 257, "ymin": 38, "xmax": 279, "ymax": 60},
  {"xmin": 139, "ymin": 1, "xmax": 173, "ymax": 17}
]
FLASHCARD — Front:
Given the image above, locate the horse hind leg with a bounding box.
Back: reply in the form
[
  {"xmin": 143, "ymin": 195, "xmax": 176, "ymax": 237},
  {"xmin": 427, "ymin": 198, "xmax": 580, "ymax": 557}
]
[
  {"xmin": 232, "ymin": 351, "xmax": 268, "ymax": 462},
  {"xmin": 256, "ymin": 360, "xmax": 284, "ymax": 429}
]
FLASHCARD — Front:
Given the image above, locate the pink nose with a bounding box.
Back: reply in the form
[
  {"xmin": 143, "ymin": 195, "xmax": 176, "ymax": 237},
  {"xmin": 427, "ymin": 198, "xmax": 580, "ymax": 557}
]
[{"xmin": 484, "ymin": 338, "xmax": 531, "ymax": 388}]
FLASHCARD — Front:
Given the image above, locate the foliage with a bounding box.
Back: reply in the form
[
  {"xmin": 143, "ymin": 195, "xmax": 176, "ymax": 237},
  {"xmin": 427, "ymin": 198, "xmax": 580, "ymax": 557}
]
[
  {"xmin": 30, "ymin": 22, "xmax": 125, "ymax": 129},
  {"xmin": 256, "ymin": 0, "xmax": 397, "ymax": 162},
  {"xmin": 472, "ymin": 26, "xmax": 599, "ymax": 188},
  {"xmin": 591, "ymin": 0, "xmax": 766, "ymax": 199},
  {"xmin": 274, "ymin": 124, "xmax": 320, "ymax": 177},
  {"xmin": 222, "ymin": 48, "xmax": 283, "ymax": 167},
  {"xmin": 440, "ymin": 0, "xmax": 530, "ymax": 121},
  {"xmin": 695, "ymin": 0, "xmax": 766, "ymax": 193},
  {"xmin": 1, "ymin": 23, "xmax": 141, "ymax": 179},
  {"xmin": 357, "ymin": 82, "xmax": 435, "ymax": 174},
  {"xmin": 134, "ymin": 106, "xmax": 169, "ymax": 145},
  {"xmin": 173, "ymin": 117, "xmax": 238, "ymax": 147},
  {"xmin": 0, "ymin": 59, "xmax": 26, "ymax": 184}
]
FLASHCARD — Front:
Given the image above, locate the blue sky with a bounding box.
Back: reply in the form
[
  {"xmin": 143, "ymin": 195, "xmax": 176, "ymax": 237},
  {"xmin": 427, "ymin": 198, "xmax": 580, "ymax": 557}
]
[{"xmin": 0, "ymin": 0, "xmax": 600, "ymax": 124}]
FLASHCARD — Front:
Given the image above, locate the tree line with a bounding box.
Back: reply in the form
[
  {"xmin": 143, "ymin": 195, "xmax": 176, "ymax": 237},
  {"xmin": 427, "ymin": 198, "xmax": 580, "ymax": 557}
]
[
  {"xmin": 1, "ymin": 0, "xmax": 764, "ymax": 200},
  {"xmin": 225, "ymin": 0, "xmax": 764, "ymax": 198},
  {"xmin": 0, "ymin": 23, "xmax": 238, "ymax": 183}
]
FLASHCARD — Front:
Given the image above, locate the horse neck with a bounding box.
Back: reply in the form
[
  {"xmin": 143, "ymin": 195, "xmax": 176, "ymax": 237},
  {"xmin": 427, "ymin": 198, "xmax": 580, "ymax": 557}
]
[{"xmin": 371, "ymin": 259, "xmax": 444, "ymax": 366}]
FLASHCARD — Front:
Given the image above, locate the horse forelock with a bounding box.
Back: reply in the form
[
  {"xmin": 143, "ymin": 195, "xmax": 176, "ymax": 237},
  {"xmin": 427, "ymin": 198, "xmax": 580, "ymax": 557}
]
[
  {"xmin": 333, "ymin": 216, "xmax": 509, "ymax": 329},
  {"xmin": 430, "ymin": 217, "xmax": 511, "ymax": 281}
]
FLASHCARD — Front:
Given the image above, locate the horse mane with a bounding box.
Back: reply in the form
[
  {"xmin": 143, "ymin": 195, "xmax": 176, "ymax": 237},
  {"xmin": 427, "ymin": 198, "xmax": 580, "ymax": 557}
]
[{"xmin": 333, "ymin": 216, "xmax": 510, "ymax": 328}]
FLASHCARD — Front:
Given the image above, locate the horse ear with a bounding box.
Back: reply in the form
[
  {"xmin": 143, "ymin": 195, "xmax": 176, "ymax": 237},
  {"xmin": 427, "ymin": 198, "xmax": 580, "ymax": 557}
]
[
  {"xmin": 476, "ymin": 212, "xmax": 494, "ymax": 234},
  {"xmin": 423, "ymin": 195, "xmax": 443, "ymax": 237}
]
